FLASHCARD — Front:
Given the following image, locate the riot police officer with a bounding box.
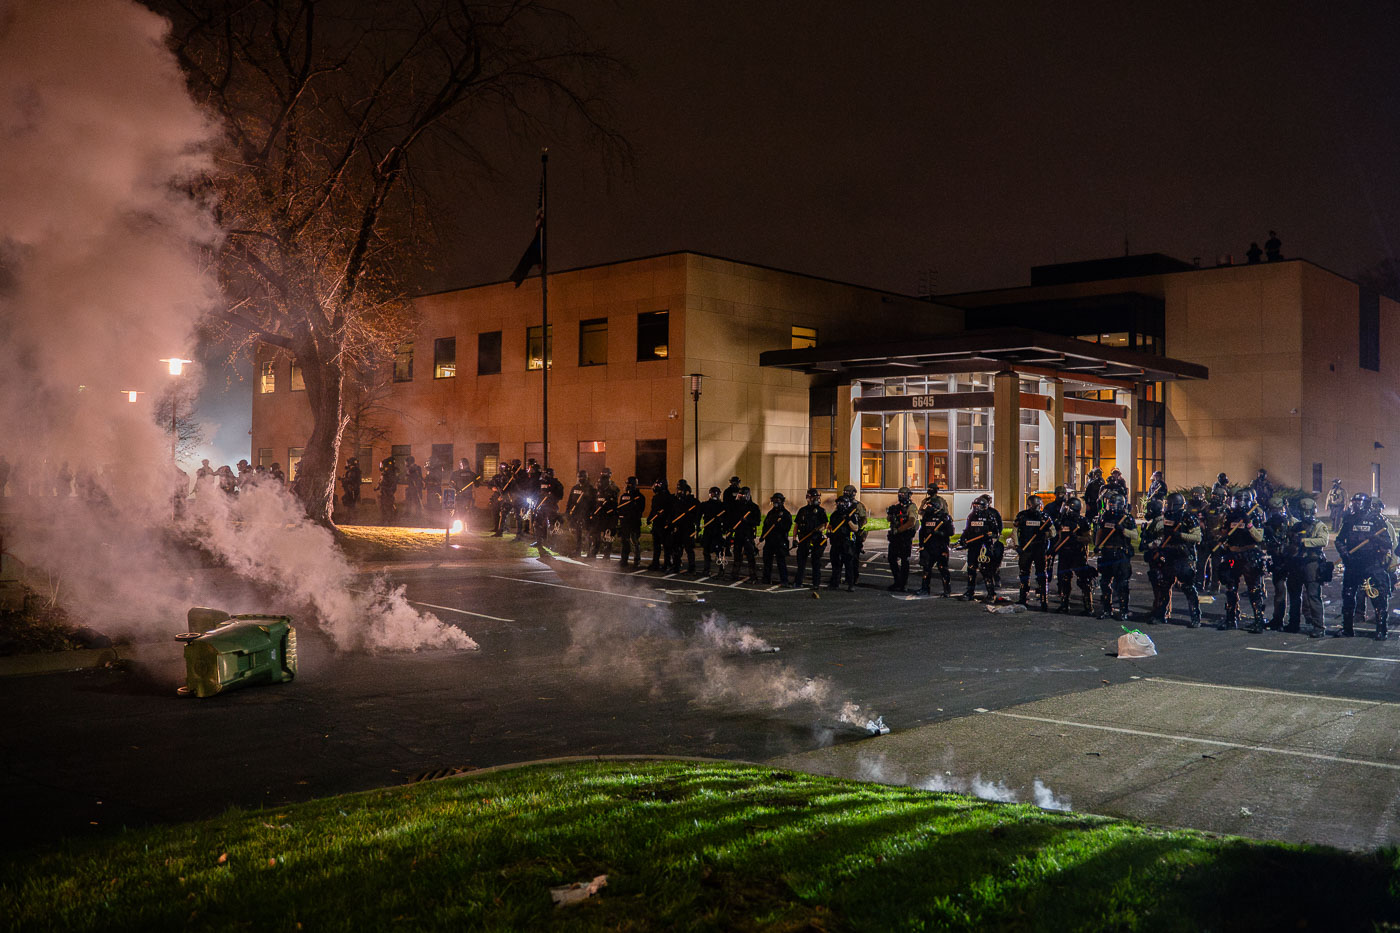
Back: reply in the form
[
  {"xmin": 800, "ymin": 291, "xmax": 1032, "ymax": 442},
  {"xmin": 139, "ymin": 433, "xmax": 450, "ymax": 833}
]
[
  {"xmin": 1286, "ymin": 498, "xmax": 1330, "ymax": 638},
  {"xmin": 761, "ymin": 492, "xmax": 792, "ymax": 585},
  {"xmin": 1052, "ymin": 497, "xmax": 1096, "ymax": 615},
  {"xmin": 533, "ymin": 467, "xmax": 563, "ymax": 547},
  {"xmin": 565, "ymin": 470, "xmax": 596, "ymax": 557},
  {"xmin": 1083, "ymin": 468, "xmax": 1105, "ymax": 517},
  {"xmin": 960, "ymin": 494, "xmax": 1004, "ymax": 602},
  {"xmin": 616, "ymin": 476, "xmax": 645, "ymax": 568},
  {"xmin": 826, "ymin": 485, "xmax": 863, "ymax": 591},
  {"xmin": 1092, "ymin": 491, "xmax": 1138, "ymax": 620},
  {"xmin": 700, "ymin": 486, "xmax": 727, "ymax": 575},
  {"xmin": 646, "ymin": 479, "xmax": 673, "ymax": 571},
  {"xmin": 917, "ymin": 486, "xmax": 955, "ymax": 597},
  {"xmin": 886, "ymin": 486, "xmax": 918, "ymax": 592},
  {"xmin": 1013, "ymin": 494, "xmax": 1055, "ymax": 609},
  {"xmin": 587, "ymin": 477, "xmax": 618, "ymax": 559},
  {"xmin": 668, "ymin": 479, "xmax": 700, "ymax": 572},
  {"xmin": 1216, "ymin": 489, "xmax": 1267, "ymax": 631},
  {"xmin": 1335, "ymin": 493, "xmax": 1393, "ymax": 639},
  {"xmin": 793, "ymin": 488, "xmax": 828, "ymax": 588},
  {"xmin": 1262, "ymin": 496, "xmax": 1293, "ymax": 630},
  {"xmin": 729, "ymin": 486, "xmax": 761, "ymax": 581},
  {"xmin": 1141, "ymin": 492, "xmax": 1203, "ymax": 627}
]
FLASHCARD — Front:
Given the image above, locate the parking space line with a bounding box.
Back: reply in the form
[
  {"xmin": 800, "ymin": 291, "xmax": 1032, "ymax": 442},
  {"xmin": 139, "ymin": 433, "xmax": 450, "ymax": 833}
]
[
  {"xmin": 488, "ymin": 575, "xmax": 673, "ymax": 603},
  {"xmin": 985, "ymin": 710, "xmax": 1400, "ymax": 772},
  {"xmin": 409, "ymin": 601, "xmax": 516, "ymax": 623},
  {"xmin": 1244, "ymin": 646, "xmax": 1400, "ymax": 664},
  {"xmin": 1144, "ymin": 676, "xmax": 1400, "ymax": 707}
]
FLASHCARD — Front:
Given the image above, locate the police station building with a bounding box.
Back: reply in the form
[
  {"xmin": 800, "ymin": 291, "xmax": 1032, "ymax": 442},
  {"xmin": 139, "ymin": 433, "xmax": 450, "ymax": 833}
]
[{"xmin": 250, "ymin": 250, "xmax": 1400, "ymax": 518}]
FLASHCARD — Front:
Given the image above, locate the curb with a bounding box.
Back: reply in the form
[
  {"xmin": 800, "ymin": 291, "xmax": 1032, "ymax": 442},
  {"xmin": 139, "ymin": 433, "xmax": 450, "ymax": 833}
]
[{"xmin": 0, "ymin": 641, "xmax": 182, "ymax": 680}]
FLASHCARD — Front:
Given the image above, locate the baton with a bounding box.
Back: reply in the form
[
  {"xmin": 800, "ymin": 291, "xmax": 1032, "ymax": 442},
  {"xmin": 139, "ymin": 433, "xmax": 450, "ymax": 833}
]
[
  {"xmin": 1347, "ymin": 526, "xmax": 1392, "ymax": 555},
  {"xmin": 1094, "ymin": 514, "xmax": 1128, "ymax": 551}
]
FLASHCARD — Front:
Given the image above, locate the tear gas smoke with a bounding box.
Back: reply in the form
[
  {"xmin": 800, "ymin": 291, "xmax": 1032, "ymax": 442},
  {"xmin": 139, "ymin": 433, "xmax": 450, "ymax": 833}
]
[
  {"xmin": 566, "ymin": 604, "xmax": 884, "ymax": 737},
  {"xmin": 0, "ymin": 0, "xmax": 472, "ymax": 652},
  {"xmin": 856, "ymin": 753, "xmax": 1071, "ymax": 810}
]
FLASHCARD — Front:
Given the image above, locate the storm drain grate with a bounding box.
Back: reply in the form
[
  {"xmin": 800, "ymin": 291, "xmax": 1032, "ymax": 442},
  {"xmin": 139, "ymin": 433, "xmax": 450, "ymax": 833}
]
[{"xmin": 408, "ymin": 766, "xmax": 475, "ymax": 784}]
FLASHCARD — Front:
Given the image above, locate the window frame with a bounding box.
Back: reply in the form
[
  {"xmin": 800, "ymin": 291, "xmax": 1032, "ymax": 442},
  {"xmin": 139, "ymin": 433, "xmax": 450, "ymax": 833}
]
[
  {"xmin": 393, "ymin": 342, "xmax": 414, "ymax": 382},
  {"xmin": 433, "ymin": 337, "xmax": 457, "ymax": 379},
  {"xmin": 636, "ymin": 310, "xmax": 669, "ymax": 362},
  {"xmin": 526, "ymin": 324, "xmax": 553, "ymax": 371},
  {"xmin": 477, "ymin": 331, "xmax": 502, "ymax": 376},
  {"xmin": 578, "ymin": 317, "xmax": 608, "ymax": 367}
]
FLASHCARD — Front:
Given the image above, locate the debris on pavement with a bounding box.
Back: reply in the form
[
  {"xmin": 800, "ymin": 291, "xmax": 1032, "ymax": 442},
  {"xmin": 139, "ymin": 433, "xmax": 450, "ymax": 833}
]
[
  {"xmin": 985, "ymin": 603, "xmax": 1026, "ymax": 614},
  {"xmin": 1116, "ymin": 628, "xmax": 1157, "ymax": 658},
  {"xmin": 550, "ymin": 874, "xmax": 607, "ymax": 907}
]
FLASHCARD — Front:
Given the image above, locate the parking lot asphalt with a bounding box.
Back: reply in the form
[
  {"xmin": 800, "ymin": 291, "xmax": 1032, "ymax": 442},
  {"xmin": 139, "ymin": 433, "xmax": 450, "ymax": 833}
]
[{"xmin": 4, "ymin": 533, "xmax": 1399, "ymax": 852}]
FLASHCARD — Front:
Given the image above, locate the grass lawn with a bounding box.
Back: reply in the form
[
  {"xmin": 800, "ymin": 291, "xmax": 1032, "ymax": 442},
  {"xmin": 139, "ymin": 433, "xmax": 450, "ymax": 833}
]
[{"xmin": 4, "ymin": 761, "xmax": 1397, "ymax": 932}]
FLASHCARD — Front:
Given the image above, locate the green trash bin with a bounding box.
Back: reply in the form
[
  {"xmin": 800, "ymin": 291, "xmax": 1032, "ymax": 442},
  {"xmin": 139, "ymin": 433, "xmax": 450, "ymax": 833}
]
[{"xmin": 176, "ymin": 614, "xmax": 298, "ymax": 698}]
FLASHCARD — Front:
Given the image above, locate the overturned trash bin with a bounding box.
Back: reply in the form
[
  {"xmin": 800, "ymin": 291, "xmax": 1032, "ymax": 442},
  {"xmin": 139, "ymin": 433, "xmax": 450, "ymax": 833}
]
[{"xmin": 174, "ymin": 608, "xmax": 297, "ymax": 698}]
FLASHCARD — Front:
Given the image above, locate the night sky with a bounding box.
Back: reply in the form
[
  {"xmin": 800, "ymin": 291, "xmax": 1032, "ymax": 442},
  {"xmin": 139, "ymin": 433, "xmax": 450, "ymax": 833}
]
[{"xmin": 201, "ymin": 0, "xmax": 1400, "ymax": 463}]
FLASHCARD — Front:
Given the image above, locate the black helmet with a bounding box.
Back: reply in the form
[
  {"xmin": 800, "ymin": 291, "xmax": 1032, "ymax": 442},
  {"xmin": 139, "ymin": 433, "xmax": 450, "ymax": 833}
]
[
  {"xmin": 770, "ymin": 491, "xmax": 785, "ymax": 503},
  {"xmin": 1144, "ymin": 498, "xmax": 1163, "ymax": 520},
  {"xmin": 1217, "ymin": 472, "xmax": 1228, "ymax": 483},
  {"xmin": 1027, "ymin": 493, "xmax": 1042, "ymax": 508},
  {"xmin": 600, "ymin": 467, "xmax": 612, "ymax": 475},
  {"xmin": 676, "ymin": 479, "xmax": 691, "ymax": 493},
  {"xmin": 1165, "ymin": 492, "xmax": 1186, "ymax": 516},
  {"xmin": 1104, "ymin": 491, "xmax": 1125, "ymax": 511},
  {"xmin": 842, "ymin": 484, "xmax": 857, "ymax": 497},
  {"xmin": 627, "ymin": 475, "xmax": 638, "ymax": 486},
  {"xmin": 708, "ymin": 486, "xmax": 721, "ymax": 496},
  {"xmin": 1230, "ymin": 488, "xmax": 1249, "ymax": 509},
  {"xmin": 806, "ymin": 487, "xmax": 820, "ymax": 501},
  {"xmin": 926, "ymin": 482, "xmax": 940, "ymax": 494},
  {"xmin": 729, "ymin": 476, "xmax": 741, "ymax": 485},
  {"xmin": 1257, "ymin": 468, "xmax": 1268, "ymax": 477},
  {"xmin": 897, "ymin": 486, "xmax": 912, "ymax": 501},
  {"xmin": 1066, "ymin": 496, "xmax": 1083, "ymax": 516},
  {"xmin": 578, "ymin": 470, "xmax": 588, "ymax": 480},
  {"xmin": 740, "ymin": 485, "xmax": 752, "ymax": 500},
  {"xmin": 1190, "ymin": 485, "xmax": 1206, "ymax": 500},
  {"xmin": 652, "ymin": 479, "xmax": 667, "ymax": 491},
  {"xmin": 1053, "ymin": 484, "xmax": 1066, "ymax": 497}
]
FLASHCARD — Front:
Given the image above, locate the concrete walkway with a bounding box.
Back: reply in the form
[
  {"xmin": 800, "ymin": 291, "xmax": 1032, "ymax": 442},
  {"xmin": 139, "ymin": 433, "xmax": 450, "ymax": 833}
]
[{"xmin": 772, "ymin": 676, "xmax": 1400, "ymax": 850}]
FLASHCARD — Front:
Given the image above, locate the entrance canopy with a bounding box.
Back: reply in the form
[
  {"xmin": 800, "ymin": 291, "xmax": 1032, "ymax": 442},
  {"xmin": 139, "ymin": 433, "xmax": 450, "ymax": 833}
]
[{"xmin": 758, "ymin": 326, "xmax": 1207, "ymax": 386}]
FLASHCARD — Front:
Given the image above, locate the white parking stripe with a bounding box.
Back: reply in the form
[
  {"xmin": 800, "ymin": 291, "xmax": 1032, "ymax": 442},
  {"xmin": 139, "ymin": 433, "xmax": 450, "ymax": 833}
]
[
  {"xmin": 409, "ymin": 601, "xmax": 516, "ymax": 623},
  {"xmin": 1244, "ymin": 646, "xmax": 1400, "ymax": 664},
  {"xmin": 986, "ymin": 710, "xmax": 1400, "ymax": 772},
  {"xmin": 488, "ymin": 575, "xmax": 673, "ymax": 603},
  {"xmin": 1145, "ymin": 676, "xmax": 1400, "ymax": 707}
]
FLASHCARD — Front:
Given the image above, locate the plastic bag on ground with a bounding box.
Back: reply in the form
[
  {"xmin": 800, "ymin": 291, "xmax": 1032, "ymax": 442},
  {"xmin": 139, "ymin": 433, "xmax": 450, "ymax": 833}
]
[{"xmin": 1117, "ymin": 628, "xmax": 1157, "ymax": 658}]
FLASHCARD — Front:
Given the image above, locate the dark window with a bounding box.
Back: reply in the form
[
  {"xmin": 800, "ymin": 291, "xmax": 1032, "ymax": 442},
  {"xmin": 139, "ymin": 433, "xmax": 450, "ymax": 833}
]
[
  {"xmin": 257, "ymin": 447, "xmax": 274, "ymax": 468},
  {"xmin": 524, "ymin": 441, "xmax": 551, "ymax": 465},
  {"xmin": 1312, "ymin": 462, "xmax": 1323, "ymax": 494},
  {"xmin": 579, "ymin": 318, "xmax": 608, "ymax": 366},
  {"xmin": 391, "ymin": 444, "xmax": 412, "ymax": 471},
  {"xmin": 1360, "ymin": 287, "xmax": 1380, "ymax": 372},
  {"xmin": 809, "ymin": 385, "xmax": 836, "ymax": 489},
  {"xmin": 476, "ymin": 443, "xmax": 500, "ymax": 476},
  {"xmin": 431, "ymin": 444, "xmax": 454, "ymax": 473},
  {"xmin": 527, "ymin": 324, "xmax": 553, "ymax": 371},
  {"xmin": 290, "ymin": 361, "xmax": 305, "ymax": 392},
  {"xmin": 433, "ymin": 337, "xmax": 456, "ymax": 379},
  {"xmin": 637, "ymin": 311, "xmax": 669, "ymax": 361},
  {"xmin": 477, "ymin": 331, "xmax": 502, "ymax": 375},
  {"xmin": 635, "ymin": 439, "xmax": 667, "ymax": 486},
  {"xmin": 578, "ymin": 440, "xmax": 606, "ymax": 477},
  {"xmin": 393, "ymin": 342, "xmax": 414, "ymax": 382}
]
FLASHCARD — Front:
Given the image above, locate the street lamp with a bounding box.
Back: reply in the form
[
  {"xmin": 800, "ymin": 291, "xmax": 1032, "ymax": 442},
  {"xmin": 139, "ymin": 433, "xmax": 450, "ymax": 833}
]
[
  {"xmin": 687, "ymin": 373, "xmax": 703, "ymax": 488},
  {"xmin": 161, "ymin": 358, "xmax": 193, "ymax": 519}
]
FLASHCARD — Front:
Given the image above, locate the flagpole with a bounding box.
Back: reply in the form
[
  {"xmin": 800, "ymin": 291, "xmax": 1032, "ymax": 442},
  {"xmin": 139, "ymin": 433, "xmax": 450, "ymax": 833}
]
[{"xmin": 540, "ymin": 147, "xmax": 549, "ymax": 471}]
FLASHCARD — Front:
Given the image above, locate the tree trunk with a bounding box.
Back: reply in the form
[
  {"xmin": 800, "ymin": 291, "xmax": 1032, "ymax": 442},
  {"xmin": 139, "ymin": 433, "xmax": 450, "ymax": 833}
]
[{"xmin": 292, "ymin": 348, "xmax": 347, "ymax": 526}]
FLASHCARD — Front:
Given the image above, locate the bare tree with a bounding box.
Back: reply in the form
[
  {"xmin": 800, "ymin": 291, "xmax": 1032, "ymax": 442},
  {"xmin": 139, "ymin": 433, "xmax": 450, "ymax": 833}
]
[
  {"xmin": 152, "ymin": 384, "xmax": 206, "ymax": 462},
  {"xmin": 163, "ymin": 0, "xmax": 625, "ymax": 523}
]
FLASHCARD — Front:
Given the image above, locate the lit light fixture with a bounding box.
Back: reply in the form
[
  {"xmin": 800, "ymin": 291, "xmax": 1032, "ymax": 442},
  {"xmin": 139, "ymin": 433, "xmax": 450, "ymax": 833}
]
[
  {"xmin": 123, "ymin": 390, "xmax": 143, "ymax": 403},
  {"xmin": 450, "ymin": 519, "xmax": 464, "ymax": 534},
  {"xmin": 162, "ymin": 357, "xmax": 193, "ymax": 376}
]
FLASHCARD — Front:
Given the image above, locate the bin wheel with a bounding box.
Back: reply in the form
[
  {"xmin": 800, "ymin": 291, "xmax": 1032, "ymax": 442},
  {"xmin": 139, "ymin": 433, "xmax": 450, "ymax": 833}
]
[
  {"xmin": 176, "ymin": 686, "xmax": 194, "ymax": 697},
  {"xmin": 174, "ymin": 632, "xmax": 202, "ymax": 642}
]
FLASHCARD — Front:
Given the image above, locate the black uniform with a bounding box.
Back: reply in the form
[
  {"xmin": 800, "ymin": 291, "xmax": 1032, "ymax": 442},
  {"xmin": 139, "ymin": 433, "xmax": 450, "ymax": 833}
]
[
  {"xmin": 616, "ymin": 483, "xmax": 646, "ymax": 567},
  {"xmin": 700, "ymin": 493, "xmax": 727, "ymax": 575},
  {"xmin": 376, "ymin": 463, "xmax": 399, "ymax": 524},
  {"xmin": 1262, "ymin": 503, "xmax": 1293, "ymax": 630},
  {"xmin": 826, "ymin": 495, "xmax": 862, "ymax": 590},
  {"xmin": 668, "ymin": 490, "xmax": 700, "ymax": 572},
  {"xmin": 1141, "ymin": 510, "xmax": 1202, "ymax": 627},
  {"xmin": 961, "ymin": 504, "xmax": 1005, "ymax": 601},
  {"xmin": 917, "ymin": 502, "xmax": 955, "ymax": 596},
  {"xmin": 1013, "ymin": 505, "xmax": 1055, "ymax": 608},
  {"xmin": 647, "ymin": 484, "xmax": 673, "ymax": 570},
  {"xmin": 565, "ymin": 477, "xmax": 597, "ymax": 556},
  {"xmin": 587, "ymin": 486, "xmax": 617, "ymax": 558},
  {"xmin": 729, "ymin": 495, "xmax": 761, "ymax": 581},
  {"xmin": 793, "ymin": 500, "xmax": 829, "ymax": 588},
  {"xmin": 341, "ymin": 461, "xmax": 362, "ymax": 508},
  {"xmin": 1052, "ymin": 511, "xmax": 1096, "ymax": 614},
  {"xmin": 1336, "ymin": 506, "xmax": 1393, "ymax": 637},
  {"xmin": 1286, "ymin": 512, "xmax": 1330, "ymax": 637},
  {"xmin": 1092, "ymin": 505, "xmax": 1137, "ymax": 620},
  {"xmin": 534, "ymin": 472, "xmax": 563, "ymax": 546},
  {"xmin": 1216, "ymin": 503, "xmax": 1266, "ymax": 630},
  {"xmin": 885, "ymin": 496, "xmax": 918, "ymax": 591},
  {"xmin": 761, "ymin": 501, "xmax": 792, "ymax": 585}
]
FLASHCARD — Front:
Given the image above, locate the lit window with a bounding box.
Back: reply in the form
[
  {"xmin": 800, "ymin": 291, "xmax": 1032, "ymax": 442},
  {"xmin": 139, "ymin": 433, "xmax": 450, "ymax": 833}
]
[
  {"xmin": 290, "ymin": 361, "xmax": 305, "ymax": 392},
  {"xmin": 259, "ymin": 360, "xmax": 276, "ymax": 393},
  {"xmin": 257, "ymin": 447, "xmax": 273, "ymax": 468},
  {"xmin": 527, "ymin": 325, "xmax": 552, "ymax": 371},
  {"xmin": 434, "ymin": 337, "xmax": 456, "ymax": 379},
  {"xmin": 637, "ymin": 311, "xmax": 668, "ymax": 361},
  {"xmin": 792, "ymin": 325, "xmax": 818, "ymax": 349},
  {"xmin": 393, "ymin": 343, "xmax": 414, "ymax": 382},
  {"xmin": 287, "ymin": 447, "xmax": 304, "ymax": 480}
]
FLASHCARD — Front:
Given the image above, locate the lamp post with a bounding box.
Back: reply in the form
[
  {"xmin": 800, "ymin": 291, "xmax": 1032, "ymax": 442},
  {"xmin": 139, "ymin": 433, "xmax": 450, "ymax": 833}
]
[
  {"xmin": 687, "ymin": 373, "xmax": 703, "ymax": 487},
  {"xmin": 161, "ymin": 358, "xmax": 193, "ymax": 519}
]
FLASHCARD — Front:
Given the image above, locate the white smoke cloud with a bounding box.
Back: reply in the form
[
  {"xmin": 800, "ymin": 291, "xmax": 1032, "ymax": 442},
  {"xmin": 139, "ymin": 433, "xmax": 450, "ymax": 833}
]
[
  {"xmin": 0, "ymin": 0, "xmax": 474, "ymax": 654},
  {"xmin": 856, "ymin": 753, "xmax": 1071, "ymax": 810}
]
